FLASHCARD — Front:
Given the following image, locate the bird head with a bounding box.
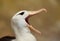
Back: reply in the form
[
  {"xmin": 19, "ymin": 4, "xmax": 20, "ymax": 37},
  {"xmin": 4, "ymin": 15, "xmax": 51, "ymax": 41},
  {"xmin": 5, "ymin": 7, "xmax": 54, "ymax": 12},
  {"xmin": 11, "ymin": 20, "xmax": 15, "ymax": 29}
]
[{"xmin": 11, "ymin": 9, "xmax": 47, "ymax": 25}]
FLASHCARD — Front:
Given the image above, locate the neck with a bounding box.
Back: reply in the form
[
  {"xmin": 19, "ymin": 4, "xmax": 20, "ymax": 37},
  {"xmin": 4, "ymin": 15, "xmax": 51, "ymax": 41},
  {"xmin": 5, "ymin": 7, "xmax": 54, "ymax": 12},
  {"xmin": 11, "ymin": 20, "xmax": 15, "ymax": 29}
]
[{"xmin": 11, "ymin": 21, "xmax": 31, "ymax": 41}]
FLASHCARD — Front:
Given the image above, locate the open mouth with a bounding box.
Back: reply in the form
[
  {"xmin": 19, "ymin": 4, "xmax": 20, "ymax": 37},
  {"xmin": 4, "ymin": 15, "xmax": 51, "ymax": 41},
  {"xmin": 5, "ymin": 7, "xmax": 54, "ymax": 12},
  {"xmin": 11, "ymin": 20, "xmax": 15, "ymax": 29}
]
[
  {"xmin": 25, "ymin": 16, "xmax": 31, "ymax": 25},
  {"xmin": 25, "ymin": 9, "xmax": 45, "ymax": 25}
]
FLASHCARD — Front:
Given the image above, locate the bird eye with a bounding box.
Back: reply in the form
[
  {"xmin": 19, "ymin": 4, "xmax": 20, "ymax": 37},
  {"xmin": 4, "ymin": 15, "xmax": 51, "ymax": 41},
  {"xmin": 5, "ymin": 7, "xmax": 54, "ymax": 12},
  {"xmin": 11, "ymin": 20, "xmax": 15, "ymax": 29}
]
[{"xmin": 18, "ymin": 12, "xmax": 24, "ymax": 15}]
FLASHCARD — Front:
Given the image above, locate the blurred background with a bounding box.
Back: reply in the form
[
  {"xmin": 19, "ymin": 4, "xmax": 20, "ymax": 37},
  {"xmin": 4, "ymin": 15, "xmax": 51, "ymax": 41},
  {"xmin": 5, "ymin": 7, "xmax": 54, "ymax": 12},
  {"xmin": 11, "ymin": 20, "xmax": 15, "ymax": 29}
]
[{"xmin": 0, "ymin": 0, "xmax": 60, "ymax": 41}]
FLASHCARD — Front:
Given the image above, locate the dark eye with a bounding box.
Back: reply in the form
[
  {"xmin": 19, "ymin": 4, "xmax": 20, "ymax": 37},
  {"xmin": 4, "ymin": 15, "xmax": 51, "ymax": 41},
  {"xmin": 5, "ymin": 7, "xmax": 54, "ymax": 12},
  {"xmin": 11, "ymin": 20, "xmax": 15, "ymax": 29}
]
[{"xmin": 18, "ymin": 12, "xmax": 24, "ymax": 15}]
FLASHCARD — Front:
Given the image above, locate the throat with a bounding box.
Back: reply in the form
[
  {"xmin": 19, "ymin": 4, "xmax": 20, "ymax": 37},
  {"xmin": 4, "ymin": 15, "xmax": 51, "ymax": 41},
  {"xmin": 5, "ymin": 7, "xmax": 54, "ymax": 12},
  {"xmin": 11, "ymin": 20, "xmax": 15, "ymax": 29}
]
[{"xmin": 25, "ymin": 16, "xmax": 30, "ymax": 24}]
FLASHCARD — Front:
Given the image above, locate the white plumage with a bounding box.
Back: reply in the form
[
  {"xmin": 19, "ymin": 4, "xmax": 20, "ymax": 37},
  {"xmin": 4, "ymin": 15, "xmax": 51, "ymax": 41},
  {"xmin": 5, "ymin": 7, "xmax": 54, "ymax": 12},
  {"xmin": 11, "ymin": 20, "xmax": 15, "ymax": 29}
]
[
  {"xmin": 11, "ymin": 10, "xmax": 36, "ymax": 41},
  {"xmin": 11, "ymin": 9, "xmax": 47, "ymax": 41}
]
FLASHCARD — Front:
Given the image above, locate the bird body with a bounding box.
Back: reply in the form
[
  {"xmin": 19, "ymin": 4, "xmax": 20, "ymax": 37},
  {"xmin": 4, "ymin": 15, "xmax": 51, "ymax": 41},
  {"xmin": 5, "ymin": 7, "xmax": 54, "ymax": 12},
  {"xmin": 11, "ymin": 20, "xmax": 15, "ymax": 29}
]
[
  {"xmin": 11, "ymin": 10, "xmax": 37, "ymax": 41},
  {"xmin": 0, "ymin": 8, "xmax": 47, "ymax": 41}
]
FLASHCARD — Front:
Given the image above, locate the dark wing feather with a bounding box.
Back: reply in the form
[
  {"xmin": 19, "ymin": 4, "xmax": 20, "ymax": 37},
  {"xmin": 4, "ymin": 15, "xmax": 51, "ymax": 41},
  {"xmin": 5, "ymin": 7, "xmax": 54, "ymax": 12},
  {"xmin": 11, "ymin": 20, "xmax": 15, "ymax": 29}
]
[{"xmin": 0, "ymin": 36, "xmax": 16, "ymax": 41}]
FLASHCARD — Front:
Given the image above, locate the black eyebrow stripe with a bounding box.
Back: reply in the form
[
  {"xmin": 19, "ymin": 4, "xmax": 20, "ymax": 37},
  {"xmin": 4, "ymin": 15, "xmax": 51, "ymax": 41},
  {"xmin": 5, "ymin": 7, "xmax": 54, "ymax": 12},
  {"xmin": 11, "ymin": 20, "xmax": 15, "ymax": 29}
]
[{"xmin": 18, "ymin": 12, "xmax": 24, "ymax": 15}]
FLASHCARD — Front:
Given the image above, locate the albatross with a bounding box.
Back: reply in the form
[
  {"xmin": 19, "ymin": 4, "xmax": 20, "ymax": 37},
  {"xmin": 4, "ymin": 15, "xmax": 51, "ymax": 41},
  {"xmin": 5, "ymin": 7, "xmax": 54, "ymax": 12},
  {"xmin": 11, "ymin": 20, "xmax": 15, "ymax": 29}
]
[{"xmin": 0, "ymin": 8, "xmax": 47, "ymax": 41}]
